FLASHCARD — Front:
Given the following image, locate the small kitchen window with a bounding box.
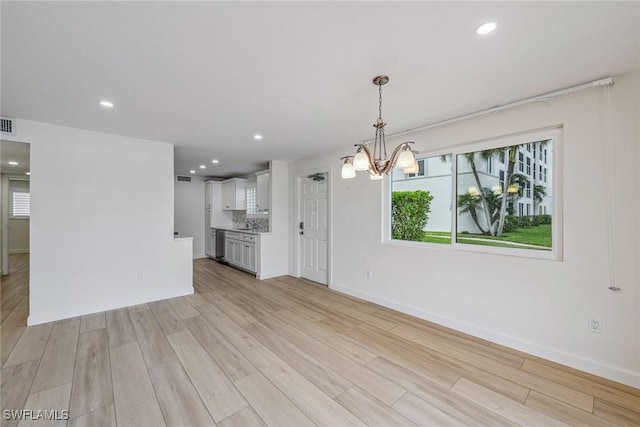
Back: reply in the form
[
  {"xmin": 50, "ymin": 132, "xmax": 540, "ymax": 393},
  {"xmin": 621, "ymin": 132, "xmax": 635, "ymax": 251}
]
[
  {"xmin": 246, "ymin": 185, "xmax": 257, "ymax": 215},
  {"xmin": 246, "ymin": 183, "xmax": 267, "ymax": 218}
]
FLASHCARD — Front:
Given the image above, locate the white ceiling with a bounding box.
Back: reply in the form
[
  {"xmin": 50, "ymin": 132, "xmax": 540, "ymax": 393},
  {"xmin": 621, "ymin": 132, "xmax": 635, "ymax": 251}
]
[{"xmin": 2, "ymin": 2, "xmax": 638, "ymax": 178}]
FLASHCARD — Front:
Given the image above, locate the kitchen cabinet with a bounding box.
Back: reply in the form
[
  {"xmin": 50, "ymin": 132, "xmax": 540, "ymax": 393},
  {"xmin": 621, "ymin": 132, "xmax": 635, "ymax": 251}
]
[
  {"xmin": 256, "ymin": 171, "xmax": 269, "ymax": 213},
  {"xmin": 241, "ymin": 240, "xmax": 257, "ymax": 271},
  {"xmin": 222, "ymin": 178, "xmax": 247, "ymax": 210},
  {"xmin": 205, "ymin": 181, "xmax": 213, "ymax": 209},
  {"xmin": 224, "ymin": 231, "xmax": 257, "ymax": 273},
  {"xmin": 205, "ymin": 228, "xmax": 215, "ymax": 258},
  {"xmin": 225, "ymin": 238, "xmax": 236, "ymax": 263}
]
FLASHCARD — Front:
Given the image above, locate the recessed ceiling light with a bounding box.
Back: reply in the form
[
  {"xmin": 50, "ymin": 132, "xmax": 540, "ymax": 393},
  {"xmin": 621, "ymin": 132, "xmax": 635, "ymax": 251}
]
[
  {"xmin": 199, "ymin": 165, "xmax": 206, "ymax": 169},
  {"xmin": 189, "ymin": 170, "xmax": 195, "ymax": 174},
  {"xmin": 212, "ymin": 159, "xmax": 219, "ymax": 164},
  {"xmin": 254, "ymin": 134, "xmax": 263, "ymax": 140},
  {"xmin": 475, "ymin": 22, "xmax": 497, "ymax": 35},
  {"xmin": 26, "ymin": 172, "xmax": 31, "ymax": 176},
  {"xmin": 100, "ymin": 100, "xmax": 114, "ymax": 108},
  {"xmin": 8, "ymin": 161, "xmax": 18, "ymax": 165}
]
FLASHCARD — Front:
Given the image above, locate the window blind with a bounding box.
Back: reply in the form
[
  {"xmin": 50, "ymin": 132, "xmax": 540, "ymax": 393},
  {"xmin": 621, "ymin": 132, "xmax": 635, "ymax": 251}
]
[{"xmin": 12, "ymin": 191, "xmax": 30, "ymax": 217}]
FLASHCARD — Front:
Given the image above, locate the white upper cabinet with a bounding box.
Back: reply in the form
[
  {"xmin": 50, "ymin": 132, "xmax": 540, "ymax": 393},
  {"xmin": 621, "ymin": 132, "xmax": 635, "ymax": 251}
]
[
  {"xmin": 222, "ymin": 178, "xmax": 247, "ymax": 210},
  {"xmin": 205, "ymin": 181, "xmax": 213, "ymax": 209}
]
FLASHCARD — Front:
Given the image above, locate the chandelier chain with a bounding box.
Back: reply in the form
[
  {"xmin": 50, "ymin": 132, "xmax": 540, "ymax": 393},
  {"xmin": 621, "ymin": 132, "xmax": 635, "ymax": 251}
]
[
  {"xmin": 377, "ymin": 81, "xmax": 388, "ymax": 160},
  {"xmin": 378, "ymin": 83, "xmax": 383, "ymax": 122}
]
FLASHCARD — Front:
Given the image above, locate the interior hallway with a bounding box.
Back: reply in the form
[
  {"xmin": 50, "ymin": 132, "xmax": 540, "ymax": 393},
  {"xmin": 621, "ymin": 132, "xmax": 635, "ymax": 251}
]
[{"xmin": 1, "ymin": 255, "xmax": 639, "ymax": 426}]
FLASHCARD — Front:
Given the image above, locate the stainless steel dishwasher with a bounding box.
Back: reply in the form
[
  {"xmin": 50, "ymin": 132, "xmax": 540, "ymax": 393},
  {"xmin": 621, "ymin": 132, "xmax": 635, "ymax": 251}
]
[{"xmin": 215, "ymin": 229, "xmax": 226, "ymax": 262}]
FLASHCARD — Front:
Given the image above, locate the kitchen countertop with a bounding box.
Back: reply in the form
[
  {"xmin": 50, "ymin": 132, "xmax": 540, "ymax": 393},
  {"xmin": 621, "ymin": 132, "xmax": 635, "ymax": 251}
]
[{"xmin": 211, "ymin": 226, "xmax": 262, "ymax": 235}]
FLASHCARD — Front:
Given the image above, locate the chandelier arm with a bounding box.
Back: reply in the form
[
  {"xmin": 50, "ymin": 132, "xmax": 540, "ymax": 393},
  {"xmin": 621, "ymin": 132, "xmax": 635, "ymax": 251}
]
[{"xmin": 381, "ymin": 141, "xmax": 415, "ymax": 174}]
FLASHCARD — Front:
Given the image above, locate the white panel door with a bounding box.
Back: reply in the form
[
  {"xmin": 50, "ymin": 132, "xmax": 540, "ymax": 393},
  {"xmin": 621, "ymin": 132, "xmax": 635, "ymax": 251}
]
[{"xmin": 299, "ymin": 173, "xmax": 328, "ymax": 284}]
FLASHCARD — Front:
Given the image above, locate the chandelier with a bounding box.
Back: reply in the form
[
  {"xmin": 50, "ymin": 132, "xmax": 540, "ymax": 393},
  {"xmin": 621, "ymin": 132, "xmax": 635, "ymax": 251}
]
[{"xmin": 341, "ymin": 75, "xmax": 417, "ymax": 180}]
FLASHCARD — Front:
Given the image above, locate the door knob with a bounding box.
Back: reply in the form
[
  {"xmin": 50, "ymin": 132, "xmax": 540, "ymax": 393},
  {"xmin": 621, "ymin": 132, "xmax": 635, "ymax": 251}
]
[{"xmin": 299, "ymin": 231, "xmax": 304, "ymax": 235}]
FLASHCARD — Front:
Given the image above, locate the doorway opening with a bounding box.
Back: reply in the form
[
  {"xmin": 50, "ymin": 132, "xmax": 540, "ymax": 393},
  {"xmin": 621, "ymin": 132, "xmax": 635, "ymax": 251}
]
[{"xmin": 1, "ymin": 140, "xmax": 31, "ymax": 338}]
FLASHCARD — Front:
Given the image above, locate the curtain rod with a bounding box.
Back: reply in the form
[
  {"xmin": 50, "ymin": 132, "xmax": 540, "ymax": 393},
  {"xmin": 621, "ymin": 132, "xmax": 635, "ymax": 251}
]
[{"xmin": 380, "ymin": 77, "xmax": 614, "ymax": 141}]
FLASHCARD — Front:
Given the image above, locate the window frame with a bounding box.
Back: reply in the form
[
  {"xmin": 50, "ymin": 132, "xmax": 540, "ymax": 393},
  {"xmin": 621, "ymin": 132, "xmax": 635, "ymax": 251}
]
[{"xmin": 383, "ymin": 127, "xmax": 563, "ymax": 261}]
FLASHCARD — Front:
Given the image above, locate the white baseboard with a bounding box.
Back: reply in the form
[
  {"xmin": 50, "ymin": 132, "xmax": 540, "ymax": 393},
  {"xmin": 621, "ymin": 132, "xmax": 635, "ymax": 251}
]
[
  {"xmin": 27, "ymin": 287, "xmax": 194, "ymax": 326},
  {"xmin": 193, "ymin": 253, "xmax": 208, "ymax": 259},
  {"xmin": 257, "ymin": 268, "xmax": 288, "ymax": 280},
  {"xmin": 331, "ymin": 284, "xmax": 640, "ymax": 389}
]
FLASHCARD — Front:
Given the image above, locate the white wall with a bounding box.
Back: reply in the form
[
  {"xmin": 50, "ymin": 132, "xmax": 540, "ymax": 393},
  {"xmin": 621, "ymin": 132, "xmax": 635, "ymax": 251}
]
[
  {"xmin": 258, "ymin": 160, "xmax": 289, "ymax": 279},
  {"xmin": 9, "ymin": 219, "xmax": 29, "ymax": 253},
  {"xmin": 175, "ymin": 175, "xmax": 206, "ymax": 258},
  {"xmin": 7, "ymin": 178, "xmax": 30, "ymax": 253},
  {"xmin": 11, "ymin": 120, "xmax": 193, "ymax": 325},
  {"xmin": 289, "ymin": 71, "xmax": 640, "ymax": 387}
]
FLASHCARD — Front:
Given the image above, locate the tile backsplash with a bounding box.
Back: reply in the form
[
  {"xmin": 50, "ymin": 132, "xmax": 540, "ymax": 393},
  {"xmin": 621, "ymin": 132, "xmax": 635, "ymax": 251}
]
[{"xmin": 232, "ymin": 211, "xmax": 269, "ymax": 232}]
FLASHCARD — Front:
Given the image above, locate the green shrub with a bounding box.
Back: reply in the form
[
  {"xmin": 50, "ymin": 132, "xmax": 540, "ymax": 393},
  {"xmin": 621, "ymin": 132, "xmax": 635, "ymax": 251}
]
[
  {"xmin": 518, "ymin": 216, "xmax": 532, "ymax": 228},
  {"xmin": 503, "ymin": 215, "xmax": 519, "ymax": 233},
  {"xmin": 539, "ymin": 214, "xmax": 552, "ymax": 224},
  {"xmin": 392, "ymin": 190, "xmax": 433, "ymax": 241}
]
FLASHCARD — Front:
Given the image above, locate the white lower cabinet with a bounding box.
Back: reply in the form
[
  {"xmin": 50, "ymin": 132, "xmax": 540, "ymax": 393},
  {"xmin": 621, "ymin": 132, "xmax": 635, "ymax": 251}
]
[
  {"xmin": 224, "ymin": 231, "xmax": 258, "ymax": 273},
  {"xmin": 205, "ymin": 228, "xmax": 215, "ymax": 258},
  {"xmin": 241, "ymin": 241, "xmax": 256, "ymax": 272},
  {"xmin": 225, "ymin": 238, "xmax": 236, "ymax": 263}
]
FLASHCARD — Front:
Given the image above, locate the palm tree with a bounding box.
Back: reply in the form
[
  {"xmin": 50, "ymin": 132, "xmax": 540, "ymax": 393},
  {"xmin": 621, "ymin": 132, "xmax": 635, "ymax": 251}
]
[
  {"xmin": 533, "ymin": 184, "xmax": 547, "ymax": 214},
  {"xmin": 509, "ymin": 173, "xmax": 529, "ymax": 197},
  {"xmin": 460, "ymin": 152, "xmax": 495, "ymax": 235},
  {"xmin": 493, "ymin": 145, "xmax": 520, "ymax": 236},
  {"xmin": 483, "ymin": 187, "xmax": 502, "ymax": 226},
  {"xmin": 457, "ymin": 193, "xmax": 487, "ymax": 234}
]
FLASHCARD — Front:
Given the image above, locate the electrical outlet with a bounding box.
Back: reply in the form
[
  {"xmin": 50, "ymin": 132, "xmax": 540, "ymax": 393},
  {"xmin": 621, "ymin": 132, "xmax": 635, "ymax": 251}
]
[
  {"xmin": 137, "ymin": 272, "xmax": 143, "ymax": 281},
  {"xmin": 588, "ymin": 316, "xmax": 602, "ymax": 334},
  {"xmin": 366, "ymin": 269, "xmax": 373, "ymax": 279}
]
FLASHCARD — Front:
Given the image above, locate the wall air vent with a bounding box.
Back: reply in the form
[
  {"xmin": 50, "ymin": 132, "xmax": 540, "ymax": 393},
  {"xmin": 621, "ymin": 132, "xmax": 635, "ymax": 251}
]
[
  {"xmin": 1, "ymin": 117, "xmax": 15, "ymax": 135},
  {"xmin": 176, "ymin": 175, "xmax": 192, "ymax": 182}
]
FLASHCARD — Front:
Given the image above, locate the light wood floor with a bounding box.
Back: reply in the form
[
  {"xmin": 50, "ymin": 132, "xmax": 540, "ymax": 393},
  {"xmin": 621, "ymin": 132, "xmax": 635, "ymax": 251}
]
[{"xmin": 2, "ymin": 253, "xmax": 639, "ymax": 426}]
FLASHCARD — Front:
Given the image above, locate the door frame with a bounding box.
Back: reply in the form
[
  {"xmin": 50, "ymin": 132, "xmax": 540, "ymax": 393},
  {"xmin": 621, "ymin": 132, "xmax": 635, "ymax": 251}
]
[{"xmin": 293, "ymin": 166, "xmax": 332, "ymax": 286}]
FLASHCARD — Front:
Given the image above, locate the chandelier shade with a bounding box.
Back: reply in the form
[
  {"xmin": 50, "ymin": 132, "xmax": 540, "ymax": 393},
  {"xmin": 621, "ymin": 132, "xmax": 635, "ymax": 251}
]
[
  {"xmin": 340, "ymin": 157, "xmax": 356, "ymax": 179},
  {"xmin": 352, "ymin": 149, "xmax": 370, "ymax": 171},
  {"xmin": 403, "ymin": 158, "xmax": 420, "ymax": 174},
  {"xmin": 341, "ymin": 75, "xmax": 417, "ymax": 179},
  {"xmin": 396, "ymin": 148, "xmax": 416, "ymax": 169}
]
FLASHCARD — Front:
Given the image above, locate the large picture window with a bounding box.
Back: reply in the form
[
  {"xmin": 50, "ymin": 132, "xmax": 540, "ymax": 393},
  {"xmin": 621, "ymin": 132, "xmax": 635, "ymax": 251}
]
[{"xmin": 388, "ymin": 128, "xmax": 561, "ymax": 259}]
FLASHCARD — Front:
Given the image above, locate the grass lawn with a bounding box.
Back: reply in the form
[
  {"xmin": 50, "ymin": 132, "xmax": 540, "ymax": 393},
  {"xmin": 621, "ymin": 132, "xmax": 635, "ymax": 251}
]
[
  {"xmin": 421, "ymin": 231, "xmax": 451, "ymax": 244},
  {"xmin": 419, "ymin": 224, "xmax": 552, "ymax": 250}
]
